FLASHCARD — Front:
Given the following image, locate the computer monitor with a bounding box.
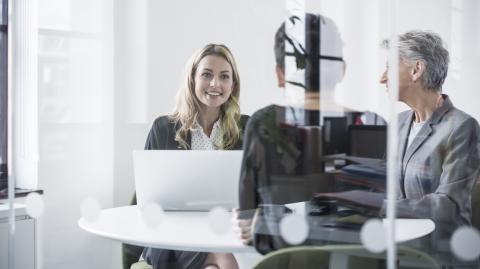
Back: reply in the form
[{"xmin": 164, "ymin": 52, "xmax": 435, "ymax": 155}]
[
  {"xmin": 322, "ymin": 117, "xmax": 348, "ymax": 155},
  {"xmin": 348, "ymin": 125, "xmax": 387, "ymax": 159}
]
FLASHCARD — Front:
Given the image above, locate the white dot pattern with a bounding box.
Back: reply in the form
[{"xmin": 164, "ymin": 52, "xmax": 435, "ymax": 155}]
[{"xmin": 191, "ymin": 120, "xmax": 223, "ymax": 150}]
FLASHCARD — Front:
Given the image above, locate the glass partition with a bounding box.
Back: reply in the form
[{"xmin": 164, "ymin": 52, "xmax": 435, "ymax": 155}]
[
  {"xmin": 5, "ymin": 1, "xmax": 480, "ymax": 269},
  {"xmin": 392, "ymin": 0, "xmax": 480, "ymax": 268},
  {"xmin": 1, "ymin": 0, "xmax": 12, "ymax": 268}
]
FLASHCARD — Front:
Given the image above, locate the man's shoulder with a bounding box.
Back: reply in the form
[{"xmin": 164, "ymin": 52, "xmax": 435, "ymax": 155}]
[
  {"xmin": 239, "ymin": 114, "xmax": 250, "ymax": 124},
  {"xmin": 249, "ymin": 105, "xmax": 279, "ymax": 122}
]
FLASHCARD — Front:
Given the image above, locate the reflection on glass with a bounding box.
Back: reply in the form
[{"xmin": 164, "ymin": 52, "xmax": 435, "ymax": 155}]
[
  {"xmin": 360, "ymin": 219, "xmax": 386, "ymax": 253},
  {"xmin": 450, "ymin": 227, "xmax": 480, "ymax": 261},
  {"xmin": 237, "ymin": 2, "xmax": 388, "ymax": 263}
]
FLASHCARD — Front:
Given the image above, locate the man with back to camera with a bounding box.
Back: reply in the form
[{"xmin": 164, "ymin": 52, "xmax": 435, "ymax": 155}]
[{"xmin": 233, "ymin": 13, "xmax": 349, "ymax": 246}]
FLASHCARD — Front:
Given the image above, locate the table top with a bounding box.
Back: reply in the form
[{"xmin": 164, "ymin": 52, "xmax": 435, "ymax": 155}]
[
  {"xmin": 79, "ymin": 205, "xmax": 252, "ymax": 253},
  {"xmin": 78, "ymin": 205, "xmax": 435, "ymax": 253}
]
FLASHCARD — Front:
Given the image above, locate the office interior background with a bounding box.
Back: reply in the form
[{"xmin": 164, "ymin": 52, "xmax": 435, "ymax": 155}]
[{"xmin": 1, "ymin": 0, "xmax": 480, "ymax": 268}]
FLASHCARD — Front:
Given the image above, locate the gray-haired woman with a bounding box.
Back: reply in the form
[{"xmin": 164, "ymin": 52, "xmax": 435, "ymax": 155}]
[{"xmin": 380, "ymin": 30, "xmax": 480, "ymax": 237}]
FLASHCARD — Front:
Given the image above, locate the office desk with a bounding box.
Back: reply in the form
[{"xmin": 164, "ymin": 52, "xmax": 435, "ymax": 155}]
[{"xmin": 78, "ymin": 205, "xmax": 435, "ymax": 269}]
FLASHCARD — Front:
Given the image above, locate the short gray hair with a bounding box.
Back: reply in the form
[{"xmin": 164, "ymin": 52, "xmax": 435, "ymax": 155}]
[{"xmin": 382, "ymin": 30, "xmax": 449, "ymax": 91}]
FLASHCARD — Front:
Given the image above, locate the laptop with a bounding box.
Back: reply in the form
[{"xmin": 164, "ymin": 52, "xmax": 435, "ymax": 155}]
[{"xmin": 133, "ymin": 150, "xmax": 243, "ymax": 211}]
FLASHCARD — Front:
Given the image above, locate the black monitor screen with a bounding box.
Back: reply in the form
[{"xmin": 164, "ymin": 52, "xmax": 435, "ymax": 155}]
[
  {"xmin": 323, "ymin": 117, "xmax": 348, "ymax": 155},
  {"xmin": 348, "ymin": 125, "xmax": 387, "ymax": 159}
]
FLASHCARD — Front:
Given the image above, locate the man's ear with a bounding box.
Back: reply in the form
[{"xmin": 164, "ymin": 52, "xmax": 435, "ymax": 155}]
[
  {"xmin": 340, "ymin": 61, "xmax": 347, "ymax": 81},
  {"xmin": 411, "ymin": 60, "xmax": 425, "ymax": 82},
  {"xmin": 275, "ymin": 65, "xmax": 285, "ymax": 88}
]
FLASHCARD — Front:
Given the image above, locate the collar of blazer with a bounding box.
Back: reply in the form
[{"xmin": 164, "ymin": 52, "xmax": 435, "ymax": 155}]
[{"xmin": 398, "ymin": 94, "xmax": 454, "ymax": 184}]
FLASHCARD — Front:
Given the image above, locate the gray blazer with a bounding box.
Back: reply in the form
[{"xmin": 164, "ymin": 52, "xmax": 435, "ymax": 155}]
[{"xmin": 396, "ymin": 95, "xmax": 480, "ymax": 235}]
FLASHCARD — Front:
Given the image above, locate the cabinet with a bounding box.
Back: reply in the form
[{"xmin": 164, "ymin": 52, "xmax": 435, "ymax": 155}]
[{"xmin": 0, "ymin": 204, "xmax": 35, "ymax": 269}]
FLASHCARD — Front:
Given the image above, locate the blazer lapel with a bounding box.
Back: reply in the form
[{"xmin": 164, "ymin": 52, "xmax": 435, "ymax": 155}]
[
  {"xmin": 398, "ymin": 112, "xmax": 413, "ymax": 165},
  {"xmin": 401, "ymin": 94, "xmax": 454, "ymax": 173},
  {"xmin": 402, "ymin": 122, "xmax": 433, "ymax": 172}
]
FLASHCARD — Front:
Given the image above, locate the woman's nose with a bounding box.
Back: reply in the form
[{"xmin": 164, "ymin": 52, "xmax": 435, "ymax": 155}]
[
  {"xmin": 209, "ymin": 77, "xmax": 218, "ymax": 87},
  {"xmin": 380, "ymin": 71, "xmax": 388, "ymax": 84}
]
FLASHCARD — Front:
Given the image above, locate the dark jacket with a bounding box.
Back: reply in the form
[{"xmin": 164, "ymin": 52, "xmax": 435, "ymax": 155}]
[
  {"xmin": 145, "ymin": 114, "xmax": 249, "ymax": 150},
  {"xmin": 238, "ymin": 105, "xmax": 332, "ymax": 219}
]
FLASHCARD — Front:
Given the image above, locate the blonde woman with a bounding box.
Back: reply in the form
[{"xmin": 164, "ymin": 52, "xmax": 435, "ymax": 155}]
[
  {"xmin": 145, "ymin": 43, "xmax": 248, "ymax": 151},
  {"xmin": 124, "ymin": 44, "xmax": 248, "ymax": 269}
]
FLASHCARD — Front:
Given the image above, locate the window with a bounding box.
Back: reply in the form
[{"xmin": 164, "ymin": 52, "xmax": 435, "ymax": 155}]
[{"xmin": 0, "ymin": 0, "xmax": 8, "ymax": 190}]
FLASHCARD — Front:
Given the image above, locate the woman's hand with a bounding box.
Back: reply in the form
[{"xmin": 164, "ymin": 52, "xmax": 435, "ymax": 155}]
[{"xmin": 232, "ymin": 208, "xmax": 253, "ymax": 245}]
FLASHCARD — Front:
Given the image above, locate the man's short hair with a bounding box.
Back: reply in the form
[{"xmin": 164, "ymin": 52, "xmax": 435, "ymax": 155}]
[{"xmin": 274, "ymin": 14, "xmax": 344, "ymax": 91}]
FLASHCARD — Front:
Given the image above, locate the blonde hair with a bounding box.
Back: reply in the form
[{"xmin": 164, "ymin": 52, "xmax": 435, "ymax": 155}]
[{"xmin": 169, "ymin": 44, "xmax": 241, "ymax": 149}]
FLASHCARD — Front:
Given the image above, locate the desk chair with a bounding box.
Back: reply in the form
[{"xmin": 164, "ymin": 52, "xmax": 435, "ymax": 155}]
[
  {"xmin": 252, "ymin": 245, "xmax": 439, "ymax": 269},
  {"xmin": 130, "ymin": 261, "xmax": 152, "ymax": 269},
  {"xmin": 472, "ymin": 179, "xmax": 480, "ymax": 230}
]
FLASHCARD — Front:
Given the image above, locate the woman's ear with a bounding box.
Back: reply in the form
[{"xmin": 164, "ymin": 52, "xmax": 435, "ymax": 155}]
[{"xmin": 411, "ymin": 60, "xmax": 425, "ymax": 82}]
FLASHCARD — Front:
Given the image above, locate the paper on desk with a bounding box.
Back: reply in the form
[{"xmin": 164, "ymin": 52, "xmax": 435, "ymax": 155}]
[{"xmin": 322, "ymin": 154, "xmax": 385, "ymax": 166}]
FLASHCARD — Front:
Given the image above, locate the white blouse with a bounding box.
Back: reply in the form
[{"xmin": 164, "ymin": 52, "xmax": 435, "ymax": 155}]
[
  {"xmin": 191, "ymin": 120, "xmax": 223, "ymax": 150},
  {"xmin": 407, "ymin": 120, "xmax": 426, "ymax": 149}
]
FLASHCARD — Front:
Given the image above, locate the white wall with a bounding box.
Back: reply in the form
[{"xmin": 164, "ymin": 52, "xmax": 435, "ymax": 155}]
[
  {"xmin": 114, "ymin": 0, "xmax": 287, "ymax": 206},
  {"xmin": 146, "ymin": 0, "xmax": 286, "ymax": 118}
]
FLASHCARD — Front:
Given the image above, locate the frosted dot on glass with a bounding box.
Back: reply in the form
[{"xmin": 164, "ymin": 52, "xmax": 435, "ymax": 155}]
[
  {"xmin": 450, "ymin": 227, "xmax": 480, "ymax": 261},
  {"xmin": 141, "ymin": 202, "xmax": 164, "ymax": 229},
  {"xmin": 280, "ymin": 213, "xmax": 309, "ymax": 245},
  {"xmin": 25, "ymin": 192, "xmax": 44, "ymax": 218},
  {"xmin": 360, "ymin": 219, "xmax": 386, "ymax": 253},
  {"xmin": 208, "ymin": 207, "xmax": 230, "ymax": 235},
  {"xmin": 81, "ymin": 198, "xmax": 101, "ymax": 223}
]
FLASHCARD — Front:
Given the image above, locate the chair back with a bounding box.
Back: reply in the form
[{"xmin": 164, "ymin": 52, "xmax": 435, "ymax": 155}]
[
  {"xmin": 252, "ymin": 245, "xmax": 439, "ymax": 269},
  {"xmin": 472, "ymin": 178, "xmax": 480, "ymax": 230}
]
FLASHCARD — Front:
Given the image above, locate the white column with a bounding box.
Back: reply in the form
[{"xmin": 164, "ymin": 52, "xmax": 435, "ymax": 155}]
[
  {"xmin": 12, "ymin": 0, "xmax": 38, "ymax": 189},
  {"xmin": 385, "ymin": 0, "xmax": 399, "ymax": 269}
]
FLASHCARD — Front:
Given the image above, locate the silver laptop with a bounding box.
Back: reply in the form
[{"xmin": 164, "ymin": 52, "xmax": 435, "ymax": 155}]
[{"xmin": 133, "ymin": 150, "xmax": 243, "ymax": 211}]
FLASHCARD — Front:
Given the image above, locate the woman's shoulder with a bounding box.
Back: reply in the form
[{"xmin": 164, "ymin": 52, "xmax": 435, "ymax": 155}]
[
  {"xmin": 444, "ymin": 107, "xmax": 480, "ymax": 134},
  {"xmin": 145, "ymin": 115, "xmax": 180, "ymax": 150},
  {"xmin": 150, "ymin": 115, "xmax": 179, "ymax": 133},
  {"xmin": 152, "ymin": 115, "xmax": 175, "ymax": 127}
]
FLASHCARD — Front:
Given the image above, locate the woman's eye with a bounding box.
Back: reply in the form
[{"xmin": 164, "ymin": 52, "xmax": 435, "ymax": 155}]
[
  {"xmin": 221, "ymin": 74, "xmax": 230, "ymax": 80},
  {"xmin": 201, "ymin": 73, "xmax": 212, "ymax": 78}
]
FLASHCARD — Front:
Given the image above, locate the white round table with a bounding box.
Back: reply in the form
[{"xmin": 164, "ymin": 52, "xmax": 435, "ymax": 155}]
[
  {"xmin": 79, "ymin": 205, "xmax": 252, "ymax": 253},
  {"xmin": 78, "ymin": 205, "xmax": 435, "ymax": 269}
]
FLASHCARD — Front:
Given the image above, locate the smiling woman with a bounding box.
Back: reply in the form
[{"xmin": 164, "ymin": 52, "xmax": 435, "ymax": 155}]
[
  {"xmin": 170, "ymin": 44, "xmax": 244, "ymax": 150},
  {"xmin": 123, "ymin": 43, "xmax": 249, "ymax": 269},
  {"xmin": 194, "ymin": 55, "xmax": 234, "ymax": 110}
]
